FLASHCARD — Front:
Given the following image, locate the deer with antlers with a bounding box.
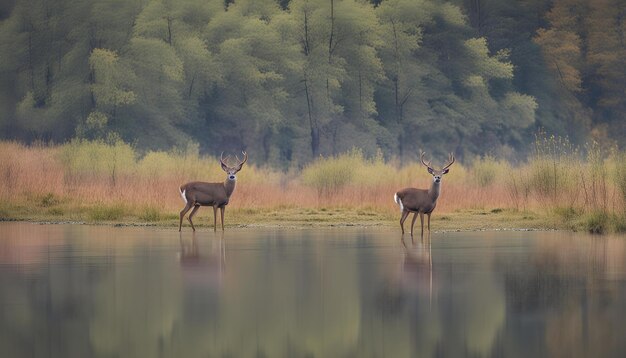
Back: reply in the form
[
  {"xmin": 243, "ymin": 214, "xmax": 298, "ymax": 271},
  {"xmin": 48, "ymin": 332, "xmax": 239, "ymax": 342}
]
[
  {"xmin": 394, "ymin": 152, "xmax": 455, "ymax": 237},
  {"xmin": 179, "ymin": 152, "xmax": 248, "ymax": 232}
]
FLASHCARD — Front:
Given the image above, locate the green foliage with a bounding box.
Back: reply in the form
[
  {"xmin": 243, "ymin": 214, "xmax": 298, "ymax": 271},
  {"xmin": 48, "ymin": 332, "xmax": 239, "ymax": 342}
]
[
  {"xmin": 470, "ymin": 156, "xmax": 506, "ymax": 188},
  {"xmin": 301, "ymin": 149, "xmax": 361, "ymax": 196},
  {"xmin": 501, "ymin": 93, "xmax": 538, "ymax": 129},
  {"xmin": 302, "ymin": 148, "xmax": 400, "ymax": 196},
  {"xmin": 59, "ymin": 138, "xmax": 136, "ymax": 185},
  {"xmin": 137, "ymin": 143, "xmax": 213, "ymax": 181},
  {"xmin": 0, "ymin": 0, "xmax": 623, "ymax": 162},
  {"xmin": 464, "ymin": 38, "xmax": 513, "ymax": 81},
  {"xmin": 89, "ymin": 49, "xmax": 136, "ymax": 107}
]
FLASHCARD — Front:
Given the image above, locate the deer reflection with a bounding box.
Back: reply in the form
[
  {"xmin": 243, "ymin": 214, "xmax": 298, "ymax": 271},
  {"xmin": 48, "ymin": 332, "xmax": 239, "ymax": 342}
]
[
  {"xmin": 377, "ymin": 236, "xmax": 434, "ymax": 315},
  {"xmin": 400, "ymin": 236, "xmax": 433, "ymax": 305},
  {"xmin": 178, "ymin": 232, "xmax": 226, "ymax": 290}
]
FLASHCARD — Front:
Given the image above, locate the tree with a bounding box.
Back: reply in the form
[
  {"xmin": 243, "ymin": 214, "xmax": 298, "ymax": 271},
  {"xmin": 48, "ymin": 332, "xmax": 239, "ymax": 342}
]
[{"xmin": 584, "ymin": 0, "xmax": 626, "ymax": 143}]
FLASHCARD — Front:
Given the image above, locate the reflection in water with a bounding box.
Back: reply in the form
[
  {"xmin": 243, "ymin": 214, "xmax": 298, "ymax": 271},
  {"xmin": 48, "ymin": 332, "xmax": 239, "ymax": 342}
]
[
  {"xmin": 178, "ymin": 232, "xmax": 225, "ymax": 290},
  {"xmin": 0, "ymin": 223, "xmax": 625, "ymax": 357},
  {"xmin": 400, "ymin": 235, "xmax": 432, "ymax": 298}
]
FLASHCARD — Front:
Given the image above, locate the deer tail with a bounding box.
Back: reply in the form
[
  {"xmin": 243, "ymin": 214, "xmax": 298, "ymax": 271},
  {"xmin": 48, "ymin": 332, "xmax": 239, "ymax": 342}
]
[
  {"xmin": 394, "ymin": 193, "xmax": 404, "ymax": 212},
  {"xmin": 179, "ymin": 186, "xmax": 188, "ymax": 204}
]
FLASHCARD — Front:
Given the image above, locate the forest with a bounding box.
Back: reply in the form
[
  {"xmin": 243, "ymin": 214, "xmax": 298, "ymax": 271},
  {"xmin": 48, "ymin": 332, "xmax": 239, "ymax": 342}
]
[{"xmin": 0, "ymin": 0, "xmax": 624, "ymax": 166}]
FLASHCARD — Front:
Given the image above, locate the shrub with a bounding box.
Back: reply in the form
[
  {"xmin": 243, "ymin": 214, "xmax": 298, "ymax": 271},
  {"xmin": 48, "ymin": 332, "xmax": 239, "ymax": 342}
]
[
  {"xmin": 470, "ymin": 155, "xmax": 504, "ymax": 187},
  {"xmin": 59, "ymin": 138, "xmax": 135, "ymax": 185},
  {"xmin": 528, "ymin": 133, "xmax": 580, "ymax": 206},
  {"xmin": 583, "ymin": 210, "xmax": 609, "ymax": 234},
  {"xmin": 40, "ymin": 193, "xmax": 60, "ymax": 207},
  {"xmin": 612, "ymin": 151, "xmax": 626, "ymax": 212},
  {"xmin": 301, "ymin": 149, "xmax": 361, "ymax": 196}
]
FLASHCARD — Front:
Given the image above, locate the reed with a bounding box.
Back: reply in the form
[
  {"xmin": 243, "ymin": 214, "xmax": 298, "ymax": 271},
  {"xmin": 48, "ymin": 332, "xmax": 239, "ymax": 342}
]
[{"xmin": 0, "ymin": 139, "xmax": 624, "ymax": 232}]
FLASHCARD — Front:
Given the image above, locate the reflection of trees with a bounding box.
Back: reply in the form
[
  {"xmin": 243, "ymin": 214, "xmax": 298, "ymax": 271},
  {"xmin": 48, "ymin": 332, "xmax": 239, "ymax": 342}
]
[
  {"xmin": 0, "ymin": 224, "xmax": 103, "ymax": 357},
  {"xmin": 88, "ymin": 236, "xmax": 182, "ymax": 357},
  {"xmin": 372, "ymin": 234, "xmax": 507, "ymax": 358},
  {"xmin": 433, "ymin": 236, "xmax": 506, "ymax": 357},
  {"xmin": 1, "ymin": 225, "xmax": 626, "ymax": 357},
  {"xmin": 175, "ymin": 231, "xmax": 363, "ymax": 357},
  {"xmin": 497, "ymin": 234, "xmax": 626, "ymax": 358}
]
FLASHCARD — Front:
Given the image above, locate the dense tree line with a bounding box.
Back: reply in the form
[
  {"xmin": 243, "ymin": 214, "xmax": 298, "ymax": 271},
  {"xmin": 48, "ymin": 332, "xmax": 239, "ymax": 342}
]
[{"xmin": 0, "ymin": 0, "xmax": 623, "ymax": 166}]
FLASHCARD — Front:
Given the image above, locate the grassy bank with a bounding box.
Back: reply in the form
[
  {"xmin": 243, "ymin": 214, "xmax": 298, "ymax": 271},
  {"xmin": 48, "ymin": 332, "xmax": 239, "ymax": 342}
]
[{"xmin": 1, "ymin": 139, "xmax": 625, "ymax": 233}]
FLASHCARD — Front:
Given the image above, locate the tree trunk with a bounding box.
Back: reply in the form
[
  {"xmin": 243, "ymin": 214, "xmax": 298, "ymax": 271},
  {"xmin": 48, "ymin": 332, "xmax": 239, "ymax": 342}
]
[
  {"xmin": 326, "ymin": 0, "xmax": 335, "ymax": 111},
  {"xmin": 311, "ymin": 126, "xmax": 320, "ymax": 157},
  {"xmin": 398, "ymin": 132, "xmax": 404, "ymax": 162},
  {"xmin": 304, "ymin": 75, "xmax": 320, "ymax": 157},
  {"xmin": 166, "ymin": 16, "xmax": 173, "ymax": 45}
]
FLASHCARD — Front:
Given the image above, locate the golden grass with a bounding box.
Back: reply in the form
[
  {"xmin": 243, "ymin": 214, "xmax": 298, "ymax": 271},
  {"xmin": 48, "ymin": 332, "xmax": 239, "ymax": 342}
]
[{"xmin": 0, "ymin": 140, "xmax": 624, "ymax": 232}]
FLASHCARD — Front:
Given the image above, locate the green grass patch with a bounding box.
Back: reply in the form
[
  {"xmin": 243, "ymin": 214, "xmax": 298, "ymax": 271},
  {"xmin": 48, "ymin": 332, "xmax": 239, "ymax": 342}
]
[
  {"xmin": 40, "ymin": 193, "xmax": 60, "ymax": 207},
  {"xmin": 578, "ymin": 211, "xmax": 626, "ymax": 234},
  {"xmin": 89, "ymin": 204, "xmax": 126, "ymax": 221},
  {"xmin": 584, "ymin": 211, "xmax": 609, "ymax": 234},
  {"xmin": 138, "ymin": 207, "xmax": 161, "ymax": 222},
  {"xmin": 47, "ymin": 207, "xmax": 64, "ymax": 216}
]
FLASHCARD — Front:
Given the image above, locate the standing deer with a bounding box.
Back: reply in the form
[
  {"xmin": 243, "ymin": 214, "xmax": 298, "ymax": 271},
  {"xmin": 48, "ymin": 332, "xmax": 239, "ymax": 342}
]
[
  {"xmin": 179, "ymin": 152, "xmax": 248, "ymax": 232},
  {"xmin": 394, "ymin": 152, "xmax": 455, "ymax": 236}
]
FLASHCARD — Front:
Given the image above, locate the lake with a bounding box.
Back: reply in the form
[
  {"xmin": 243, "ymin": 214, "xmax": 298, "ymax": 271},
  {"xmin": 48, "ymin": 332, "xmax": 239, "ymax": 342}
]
[{"xmin": 0, "ymin": 223, "xmax": 625, "ymax": 357}]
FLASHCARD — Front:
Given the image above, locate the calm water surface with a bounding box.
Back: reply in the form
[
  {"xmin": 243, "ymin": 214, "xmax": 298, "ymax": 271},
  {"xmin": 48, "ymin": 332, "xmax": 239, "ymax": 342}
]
[{"xmin": 1, "ymin": 223, "xmax": 625, "ymax": 357}]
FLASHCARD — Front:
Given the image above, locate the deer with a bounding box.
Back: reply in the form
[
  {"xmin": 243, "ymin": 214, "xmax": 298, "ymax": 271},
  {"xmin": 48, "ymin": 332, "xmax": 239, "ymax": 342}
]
[
  {"xmin": 394, "ymin": 151, "xmax": 455, "ymax": 237},
  {"xmin": 179, "ymin": 151, "xmax": 248, "ymax": 232}
]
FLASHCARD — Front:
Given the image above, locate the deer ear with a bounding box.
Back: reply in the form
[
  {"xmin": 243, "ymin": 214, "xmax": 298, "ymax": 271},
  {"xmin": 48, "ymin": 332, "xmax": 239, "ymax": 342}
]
[
  {"xmin": 427, "ymin": 167, "xmax": 434, "ymax": 174},
  {"xmin": 221, "ymin": 162, "xmax": 229, "ymax": 172},
  {"xmin": 442, "ymin": 168, "xmax": 449, "ymax": 174}
]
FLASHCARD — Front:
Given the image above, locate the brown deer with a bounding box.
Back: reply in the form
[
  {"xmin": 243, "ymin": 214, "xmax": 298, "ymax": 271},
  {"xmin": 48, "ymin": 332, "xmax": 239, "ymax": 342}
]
[
  {"xmin": 179, "ymin": 152, "xmax": 248, "ymax": 232},
  {"xmin": 394, "ymin": 152, "xmax": 455, "ymax": 236}
]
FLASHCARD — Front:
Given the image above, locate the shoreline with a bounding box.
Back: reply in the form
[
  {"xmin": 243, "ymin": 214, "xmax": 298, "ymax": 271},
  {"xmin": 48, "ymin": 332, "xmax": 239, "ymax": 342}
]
[
  {"xmin": 1, "ymin": 205, "xmax": 622, "ymax": 234},
  {"xmin": 0, "ymin": 211, "xmax": 562, "ymax": 233}
]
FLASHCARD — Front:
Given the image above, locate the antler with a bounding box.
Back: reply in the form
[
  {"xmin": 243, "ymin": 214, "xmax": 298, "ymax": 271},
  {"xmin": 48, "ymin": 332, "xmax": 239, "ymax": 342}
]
[
  {"xmin": 420, "ymin": 151, "xmax": 433, "ymax": 170},
  {"xmin": 442, "ymin": 152, "xmax": 455, "ymax": 170},
  {"xmin": 220, "ymin": 152, "xmax": 232, "ymax": 167},
  {"xmin": 235, "ymin": 151, "xmax": 248, "ymax": 167}
]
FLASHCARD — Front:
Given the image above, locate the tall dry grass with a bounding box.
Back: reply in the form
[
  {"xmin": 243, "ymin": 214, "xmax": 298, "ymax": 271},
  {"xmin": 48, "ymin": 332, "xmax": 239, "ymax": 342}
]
[{"xmin": 0, "ymin": 139, "xmax": 624, "ymax": 231}]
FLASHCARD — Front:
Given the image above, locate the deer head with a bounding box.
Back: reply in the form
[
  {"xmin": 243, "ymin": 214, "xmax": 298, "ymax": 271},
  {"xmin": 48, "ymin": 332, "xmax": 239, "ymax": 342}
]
[
  {"xmin": 220, "ymin": 151, "xmax": 248, "ymax": 181},
  {"xmin": 420, "ymin": 151, "xmax": 455, "ymax": 184}
]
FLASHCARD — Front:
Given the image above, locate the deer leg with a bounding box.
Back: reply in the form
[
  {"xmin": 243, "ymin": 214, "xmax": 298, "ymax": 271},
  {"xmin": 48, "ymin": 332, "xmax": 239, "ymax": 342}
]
[
  {"xmin": 212, "ymin": 206, "xmax": 218, "ymax": 232},
  {"xmin": 420, "ymin": 212, "xmax": 425, "ymax": 238},
  {"xmin": 427, "ymin": 213, "xmax": 431, "ymax": 233},
  {"xmin": 187, "ymin": 205, "xmax": 200, "ymax": 232},
  {"xmin": 410, "ymin": 213, "xmax": 418, "ymax": 236},
  {"xmin": 399, "ymin": 210, "xmax": 410, "ymax": 234},
  {"xmin": 220, "ymin": 206, "xmax": 225, "ymax": 231},
  {"xmin": 179, "ymin": 203, "xmax": 193, "ymax": 232}
]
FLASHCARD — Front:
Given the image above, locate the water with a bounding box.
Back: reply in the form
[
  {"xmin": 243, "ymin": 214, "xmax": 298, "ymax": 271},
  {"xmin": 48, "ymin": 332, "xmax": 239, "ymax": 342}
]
[{"xmin": 0, "ymin": 223, "xmax": 625, "ymax": 358}]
